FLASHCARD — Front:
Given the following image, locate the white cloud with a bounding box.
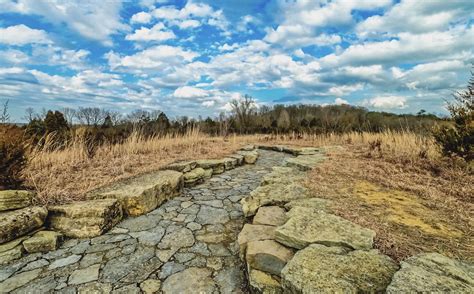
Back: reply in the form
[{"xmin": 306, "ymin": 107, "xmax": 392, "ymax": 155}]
[
  {"xmin": 1, "ymin": 0, "xmax": 128, "ymax": 45},
  {"xmin": 363, "ymin": 95, "xmax": 408, "ymax": 109},
  {"xmin": 335, "ymin": 98, "xmax": 349, "ymax": 105},
  {"xmin": 177, "ymin": 19, "xmax": 200, "ymax": 29},
  {"xmin": 0, "ymin": 25, "xmax": 51, "ymax": 45},
  {"xmin": 0, "ymin": 49, "xmax": 29, "ymax": 64},
  {"xmin": 131, "ymin": 12, "xmax": 152, "ymax": 24},
  {"xmin": 126, "ymin": 23, "xmax": 176, "ymax": 42},
  {"xmin": 173, "ymin": 86, "xmax": 209, "ymax": 98}
]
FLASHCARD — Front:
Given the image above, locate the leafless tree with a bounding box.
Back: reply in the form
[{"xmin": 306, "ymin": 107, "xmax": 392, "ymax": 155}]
[
  {"xmin": 62, "ymin": 107, "xmax": 76, "ymax": 126},
  {"xmin": 23, "ymin": 107, "xmax": 36, "ymax": 123},
  {"xmin": 107, "ymin": 110, "xmax": 122, "ymax": 125},
  {"xmin": 230, "ymin": 94, "xmax": 256, "ymax": 133},
  {"xmin": 0, "ymin": 99, "xmax": 10, "ymax": 124},
  {"xmin": 218, "ymin": 112, "xmax": 230, "ymax": 137},
  {"xmin": 76, "ymin": 107, "xmax": 105, "ymax": 126}
]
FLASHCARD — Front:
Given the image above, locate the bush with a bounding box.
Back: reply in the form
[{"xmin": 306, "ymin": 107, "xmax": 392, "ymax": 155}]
[
  {"xmin": 434, "ymin": 71, "xmax": 474, "ymax": 162},
  {"xmin": 0, "ymin": 125, "xmax": 26, "ymax": 189}
]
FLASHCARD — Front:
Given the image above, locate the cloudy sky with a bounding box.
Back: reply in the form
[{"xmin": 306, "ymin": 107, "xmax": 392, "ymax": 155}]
[{"xmin": 0, "ymin": 0, "xmax": 473, "ymax": 121}]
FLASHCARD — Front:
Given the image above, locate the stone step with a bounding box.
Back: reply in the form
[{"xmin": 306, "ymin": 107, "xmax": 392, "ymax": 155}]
[
  {"xmin": 0, "ymin": 190, "xmax": 34, "ymax": 212},
  {"xmin": 0, "ymin": 206, "xmax": 48, "ymax": 244}
]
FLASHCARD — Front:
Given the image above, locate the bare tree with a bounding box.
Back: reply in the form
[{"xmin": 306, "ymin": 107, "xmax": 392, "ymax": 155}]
[
  {"xmin": 23, "ymin": 107, "xmax": 36, "ymax": 123},
  {"xmin": 62, "ymin": 107, "xmax": 76, "ymax": 126},
  {"xmin": 108, "ymin": 111, "xmax": 122, "ymax": 125},
  {"xmin": 76, "ymin": 107, "xmax": 104, "ymax": 126},
  {"xmin": 218, "ymin": 112, "xmax": 230, "ymax": 137},
  {"xmin": 230, "ymin": 94, "xmax": 256, "ymax": 133},
  {"xmin": 0, "ymin": 99, "xmax": 10, "ymax": 124}
]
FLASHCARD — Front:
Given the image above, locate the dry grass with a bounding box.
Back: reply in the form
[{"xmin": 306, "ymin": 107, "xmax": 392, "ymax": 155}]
[
  {"xmin": 23, "ymin": 129, "xmax": 253, "ymax": 205},
  {"xmin": 302, "ymin": 132, "xmax": 473, "ymax": 262}
]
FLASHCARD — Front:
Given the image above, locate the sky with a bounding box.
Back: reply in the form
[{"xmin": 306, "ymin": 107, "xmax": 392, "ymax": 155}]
[{"xmin": 0, "ymin": 0, "xmax": 473, "ymax": 122}]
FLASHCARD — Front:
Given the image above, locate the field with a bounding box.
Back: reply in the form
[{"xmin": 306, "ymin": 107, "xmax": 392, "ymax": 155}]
[{"xmin": 21, "ymin": 129, "xmax": 473, "ymax": 263}]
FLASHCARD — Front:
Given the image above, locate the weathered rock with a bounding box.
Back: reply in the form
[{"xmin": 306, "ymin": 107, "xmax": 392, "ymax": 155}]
[
  {"xmin": 0, "ymin": 190, "xmax": 33, "ymax": 212},
  {"xmin": 69, "ymin": 264, "xmax": 100, "ymax": 285},
  {"xmin": 162, "ymin": 267, "xmax": 216, "ymax": 294},
  {"xmin": 261, "ymin": 167, "xmax": 305, "ymax": 186},
  {"xmin": 284, "ymin": 198, "xmax": 330, "ymax": 211},
  {"xmin": 241, "ymin": 183, "xmax": 309, "ymax": 217},
  {"xmin": 275, "ymin": 209, "xmax": 375, "ymax": 250},
  {"xmin": 195, "ymin": 205, "xmax": 229, "ymax": 225},
  {"xmin": 237, "ymin": 224, "xmax": 275, "ymax": 258},
  {"xmin": 0, "ymin": 206, "xmax": 47, "ymax": 244},
  {"xmin": 165, "ymin": 161, "xmax": 197, "ymax": 173},
  {"xmin": 88, "ymin": 170, "xmax": 183, "ymax": 216},
  {"xmin": 78, "ymin": 282, "xmax": 112, "ymax": 294},
  {"xmin": 203, "ymin": 168, "xmax": 213, "ymax": 179},
  {"xmin": 281, "ymin": 245, "xmax": 398, "ymax": 293},
  {"xmin": 238, "ymin": 150, "xmax": 259, "ymax": 164},
  {"xmin": 241, "ymin": 144, "xmax": 255, "ymax": 151},
  {"xmin": 47, "ymin": 199, "xmax": 122, "ymax": 238},
  {"xmin": 48, "ymin": 254, "xmax": 81, "ymax": 269},
  {"xmin": 249, "ymin": 269, "xmax": 282, "ymax": 294},
  {"xmin": 229, "ymin": 154, "xmax": 244, "ymax": 166},
  {"xmin": 285, "ymin": 154, "xmax": 325, "ymax": 171},
  {"xmin": 246, "ymin": 240, "xmax": 294, "ymax": 276},
  {"xmin": 183, "ymin": 167, "xmax": 206, "ymax": 186},
  {"xmin": 140, "ymin": 279, "xmax": 162, "ymax": 294},
  {"xmin": 0, "ymin": 269, "xmax": 42, "ymax": 293},
  {"xmin": 386, "ymin": 253, "xmax": 474, "ymax": 293},
  {"xmin": 223, "ymin": 157, "xmax": 238, "ymax": 170},
  {"xmin": 196, "ymin": 159, "xmax": 226, "ymax": 174},
  {"xmin": 253, "ymin": 206, "xmax": 287, "ymax": 226},
  {"xmin": 0, "ymin": 241, "xmax": 24, "ymax": 264},
  {"xmin": 22, "ymin": 231, "xmax": 63, "ymax": 253},
  {"xmin": 158, "ymin": 227, "xmax": 194, "ymax": 249}
]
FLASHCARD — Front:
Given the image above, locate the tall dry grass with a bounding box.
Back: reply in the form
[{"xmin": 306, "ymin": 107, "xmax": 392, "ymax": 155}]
[{"xmin": 23, "ymin": 129, "xmax": 442, "ymax": 205}]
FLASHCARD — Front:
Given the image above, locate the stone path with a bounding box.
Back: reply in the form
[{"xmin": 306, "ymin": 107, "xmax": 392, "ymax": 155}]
[{"xmin": 0, "ymin": 150, "xmax": 291, "ymax": 294}]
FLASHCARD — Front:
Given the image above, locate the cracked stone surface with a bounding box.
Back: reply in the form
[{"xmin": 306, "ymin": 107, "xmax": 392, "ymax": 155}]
[{"xmin": 0, "ymin": 150, "xmax": 291, "ymax": 293}]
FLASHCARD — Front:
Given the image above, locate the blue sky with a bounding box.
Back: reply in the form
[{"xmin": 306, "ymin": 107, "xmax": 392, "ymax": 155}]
[{"xmin": 0, "ymin": 0, "xmax": 473, "ymax": 121}]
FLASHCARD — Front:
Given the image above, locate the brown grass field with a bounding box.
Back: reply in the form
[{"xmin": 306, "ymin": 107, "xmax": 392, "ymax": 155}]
[{"xmin": 22, "ymin": 130, "xmax": 473, "ymax": 262}]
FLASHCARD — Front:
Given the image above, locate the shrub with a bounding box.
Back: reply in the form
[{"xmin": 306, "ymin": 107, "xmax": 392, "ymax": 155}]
[
  {"xmin": 434, "ymin": 71, "xmax": 474, "ymax": 162},
  {"xmin": 0, "ymin": 125, "xmax": 26, "ymax": 189}
]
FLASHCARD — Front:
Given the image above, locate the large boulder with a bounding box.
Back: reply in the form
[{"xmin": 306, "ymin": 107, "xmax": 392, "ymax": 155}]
[
  {"xmin": 282, "ymin": 244, "xmax": 398, "ymax": 293},
  {"xmin": 285, "ymin": 154, "xmax": 325, "ymax": 171},
  {"xmin": 237, "ymin": 224, "xmax": 275, "ymax": 258},
  {"xmin": 0, "ymin": 206, "xmax": 47, "ymax": 244},
  {"xmin": 22, "ymin": 230, "xmax": 63, "ymax": 253},
  {"xmin": 238, "ymin": 150, "xmax": 259, "ymax": 164},
  {"xmin": 0, "ymin": 190, "xmax": 34, "ymax": 211},
  {"xmin": 249, "ymin": 269, "xmax": 282, "ymax": 294},
  {"xmin": 183, "ymin": 167, "xmax": 206, "ymax": 186},
  {"xmin": 386, "ymin": 253, "xmax": 474, "ymax": 293},
  {"xmin": 246, "ymin": 240, "xmax": 294, "ymax": 276},
  {"xmin": 275, "ymin": 209, "xmax": 375, "ymax": 250},
  {"xmin": 196, "ymin": 159, "xmax": 226, "ymax": 174},
  {"xmin": 47, "ymin": 199, "xmax": 122, "ymax": 238},
  {"xmin": 241, "ymin": 183, "xmax": 309, "ymax": 217},
  {"xmin": 88, "ymin": 170, "xmax": 183, "ymax": 216},
  {"xmin": 253, "ymin": 206, "xmax": 287, "ymax": 227}
]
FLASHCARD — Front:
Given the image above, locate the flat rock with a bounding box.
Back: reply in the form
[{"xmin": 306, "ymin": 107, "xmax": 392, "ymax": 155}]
[
  {"xmin": 196, "ymin": 159, "xmax": 226, "ymax": 174},
  {"xmin": 22, "ymin": 230, "xmax": 63, "ymax": 253},
  {"xmin": 162, "ymin": 267, "xmax": 216, "ymax": 294},
  {"xmin": 229, "ymin": 154, "xmax": 244, "ymax": 165},
  {"xmin": 88, "ymin": 170, "xmax": 183, "ymax": 216},
  {"xmin": 237, "ymin": 224, "xmax": 275, "ymax": 258},
  {"xmin": 282, "ymin": 244, "xmax": 398, "ymax": 293},
  {"xmin": 253, "ymin": 206, "xmax": 287, "ymax": 226},
  {"xmin": 0, "ymin": 206, "xmax": 48, "ymax": 244},
  {"xmin": 165, "ymin": 161, "xmax": 197, "ymax": 173},
  {"xmin": 261, "ymin": 167, "xmax": 305, "ymax": 186},
  {"xmin": 284, "ymin": 198, "xmax": 330, "ymax": 211},
  {"xmin": 246, "ymin": 240, "xmax": 294, "ymax": 276},
  {"xmin": 0, "ymin": 269, "xmax": 42, "ymax": 293},
  {"xmin": 249, "ymin": 269, "xmax": 282, "ymax": 294},
  {"xmin": 241, "ymin": 183, "xmax": 309, "ymax": 217},
  {"xmin": 0, "ymin": 190, "xmax": 33, "ymax": 211},
  {"xmin": 275, "ymin": 209, "xmax": 375, "ymax": 250},
  {"xmin": 158, "ymin": 227, "xmax": 194, "ymax": 249},
  {"xmin": 78, "ymin": 282, "xmax": 112, "ymax": 294},
  {"xmin": 47, "ymin": 199, "xmax": 122, "ymax": 238},
  {"xmin": 140, "ymin": 279, "xmax": 162, "ymax": 294},
  {"xmin": 48, "ymin": 254, "xmax": 81, "ymax": 269},
  {"xmin": 195, "ymin": 205, "xmax": 229, "ymax": 225},
  {"xmin": 69, "ymin": 264, "xmax": 100, "ymax": 285},
  {"xmin": 0, "ymin": 242, "xmax": 24, "ymax": 265},
  {"xmin": 183, "ymin": 167, "xmax": 206, "ymax": 186},
  {"xmin": 223, "ymin": 157, "xmax": 238, "ymax": 170},
  {"xmin": 238, "ymin": 150, "xmax": 259, "ymax": 164},
  {"xmin": 386, "ymin": 253, "xmax": 474, "ymax": 293},
  {"xmin": 285, "ymin": 154, "xmax": 325, "ymax": 171}
]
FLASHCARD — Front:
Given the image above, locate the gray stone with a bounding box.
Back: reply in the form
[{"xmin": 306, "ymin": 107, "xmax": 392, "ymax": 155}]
[
  {"xmin": 246, "ymin": 240, "xmax": 294, "ymax": 276},
  {"xmin": 158, "ymin": 262, "xmax": 186, "ymax": 279},
  {"xmin": 20, "ymin": 259, "xmax": 49, "ymax": 272},
  {"xmin": 69, "ymin": 264, "xmax": 100, "ymax": 285},
  {"xmin": 0, "ymin": 269, "xmax": 42, "ymax": 293},
  {"xmin": 48, "ymin": 254, "xmax": 82, "ymax": 269},
  {"xmin": 130, "ymin": 227, "xmax": 165, "ymax": 246},
  {"xmin": 215, "ymin": 266, "xmax": 245, "ymax": 294},
  {"xmin": 78, "ymin": 282, "xmax": 112, "ymax": 294},
  {"xmin": 196, "ymin": 205, "xmax": 229, "ymax": 225},
  {"xmin": 118, "ymin": 215, "xmax": 160, "ymax": 232},
  {"xmin": 112, "ymin": 284, "xmax": 141, "ymax": 294},
  {"xmin": 387, "ymin": 253, "xmax": 474, "ymax": 293},
  {"xmin": 158, "ymin": 227, "xmax": 194, "ymax": 249},
  {"xmin": 162, "ymin": 267, "xmax": 217, "ymax": 294},
  {"xmin": 253, "ymin": 206, "xmax": 287, "ymax": 226}
]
